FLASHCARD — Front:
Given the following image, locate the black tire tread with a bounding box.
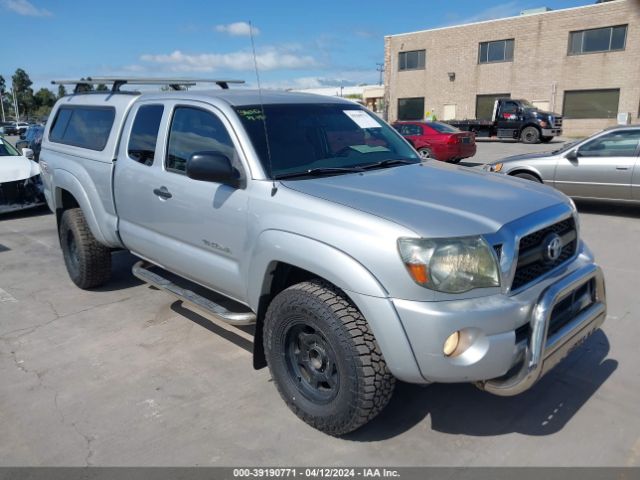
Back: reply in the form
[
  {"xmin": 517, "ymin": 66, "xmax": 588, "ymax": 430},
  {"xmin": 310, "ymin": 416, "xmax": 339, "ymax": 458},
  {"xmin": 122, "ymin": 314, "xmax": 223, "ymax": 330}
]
[
  {"xmin": 59, "ymin": 208, "xmax": 111, "ymax": 289},
  {"xmin": 264, "ymin": 279, "xmax": 395, "ymax": 435}
]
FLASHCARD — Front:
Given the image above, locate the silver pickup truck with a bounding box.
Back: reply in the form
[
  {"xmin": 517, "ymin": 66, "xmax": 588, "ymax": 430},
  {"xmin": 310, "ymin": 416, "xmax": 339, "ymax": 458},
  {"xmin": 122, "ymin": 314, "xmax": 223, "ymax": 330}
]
[{"xmin": 40, "ymin": 78, "xmax": 606, "ymax": 436}]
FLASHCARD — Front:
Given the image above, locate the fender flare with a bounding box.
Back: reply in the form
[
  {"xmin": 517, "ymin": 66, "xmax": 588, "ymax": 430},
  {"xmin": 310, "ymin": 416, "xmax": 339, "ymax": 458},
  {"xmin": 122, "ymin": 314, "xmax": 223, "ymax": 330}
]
[
  {"xmin": 247, "ymin": 230, "xmax": 424, "ymax": 383},
  {"xmin": 52, "ymin": 169, "xmax": 111, "ymax": 246}
]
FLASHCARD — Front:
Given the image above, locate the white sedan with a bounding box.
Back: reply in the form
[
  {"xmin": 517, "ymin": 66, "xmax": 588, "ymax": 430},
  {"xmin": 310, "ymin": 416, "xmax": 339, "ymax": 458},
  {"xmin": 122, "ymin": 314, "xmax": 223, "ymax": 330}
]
[{"xmin": 0, "ymin": 136, "xmax": 45, "ymax": 214}]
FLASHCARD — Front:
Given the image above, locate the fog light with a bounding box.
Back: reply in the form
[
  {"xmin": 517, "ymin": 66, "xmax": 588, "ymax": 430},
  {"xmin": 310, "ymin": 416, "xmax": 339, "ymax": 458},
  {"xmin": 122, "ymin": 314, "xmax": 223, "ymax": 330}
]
[{"xmin": 443, "ymin": 331, "xmax": 460, "ymax": 357}]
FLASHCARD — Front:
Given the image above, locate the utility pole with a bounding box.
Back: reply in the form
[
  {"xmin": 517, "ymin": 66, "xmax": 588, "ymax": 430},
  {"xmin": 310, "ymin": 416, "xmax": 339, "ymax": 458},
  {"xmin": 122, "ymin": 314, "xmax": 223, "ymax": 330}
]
[
  {"xmin": 376, "ymin": 63, "xmax": 384, "ymax": 86},
  {"xmin": 11, "ymin": 87, "xmax": 19, "ymax": 122}
]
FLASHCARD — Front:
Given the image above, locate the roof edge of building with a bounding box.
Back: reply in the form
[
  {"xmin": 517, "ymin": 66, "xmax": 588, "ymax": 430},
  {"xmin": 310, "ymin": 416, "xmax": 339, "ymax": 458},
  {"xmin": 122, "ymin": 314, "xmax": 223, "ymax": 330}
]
[{"xmin": 384, "ymin": 0, "xmax": 626, "ymax": 39}]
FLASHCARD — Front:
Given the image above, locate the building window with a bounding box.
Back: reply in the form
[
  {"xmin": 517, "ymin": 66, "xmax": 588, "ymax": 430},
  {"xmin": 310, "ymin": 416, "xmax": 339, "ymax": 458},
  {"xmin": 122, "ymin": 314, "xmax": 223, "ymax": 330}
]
[
  {"xmin": 568, "ymin": 25, "xmax": 627, "ymax": 55},
  {"xmin": 398, "ymin": 50, "xmax": 425, "ymax": 71},
  {"xmin": 478, "ymin": 39, "xmax": 514, "ymax": 64},
  {"xmin": 397, "ymin": 97, "xmax": 424, "ymax": 120},
  {"xmin": 563, "ymin": 89, "xmax": 620, "ymax": 119},
  {"xmin": 475, "ymin": 93, "xmax": 510, "ymax": 120}
]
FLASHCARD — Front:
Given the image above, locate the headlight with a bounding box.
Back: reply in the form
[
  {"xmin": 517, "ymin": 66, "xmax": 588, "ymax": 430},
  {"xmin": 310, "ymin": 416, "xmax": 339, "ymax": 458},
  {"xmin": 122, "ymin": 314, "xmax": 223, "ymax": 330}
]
[
  {"xmin": 483, "ymin": 162, "xmax": 503, "ymax": 173},
  {"xmin": 398, "ymin": 236, "xmax": 500, "ymax": 293}
]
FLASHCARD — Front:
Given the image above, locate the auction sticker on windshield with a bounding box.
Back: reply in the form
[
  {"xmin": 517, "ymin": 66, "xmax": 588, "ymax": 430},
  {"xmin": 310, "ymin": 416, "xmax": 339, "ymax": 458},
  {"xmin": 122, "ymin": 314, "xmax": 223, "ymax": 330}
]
[{"xmin": 344, "ymin": 110, "xmax": 381, "ymax": 129}]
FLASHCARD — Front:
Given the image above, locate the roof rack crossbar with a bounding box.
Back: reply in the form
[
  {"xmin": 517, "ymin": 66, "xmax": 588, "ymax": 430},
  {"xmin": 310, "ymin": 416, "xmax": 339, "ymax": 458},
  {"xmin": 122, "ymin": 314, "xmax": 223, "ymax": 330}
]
[{"xmin": 51, "ymin": 77, "xmax": 245, "ymax": 93}]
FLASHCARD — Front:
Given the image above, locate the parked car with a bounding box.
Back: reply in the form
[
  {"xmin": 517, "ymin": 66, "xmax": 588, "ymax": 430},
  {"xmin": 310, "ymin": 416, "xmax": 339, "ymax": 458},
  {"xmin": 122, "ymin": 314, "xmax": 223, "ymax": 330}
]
[
  {"xmin": 0, "ymin": 136, "xmax": 45, "ymax": 214},
  {"xmin": 393, "ymin": 121, "xmax": 476, "ymax": 162},
  {"xmin": 484, "ymin": 125, "xmax": 640, "ymax": 202},
  {"xmin": 41, "ymin": 77, "xmax": 605, "ymax": 435},
  {"xmin": 16, "ymin": 122, "xmax": 29, "ymax": 135},
  {"xmin": 16, "ymin": 125, "xmax": 44, "ymax": 161},
  {"xmin": 0, "ymin": 122, "xmax": 19, "ymax": 136}
]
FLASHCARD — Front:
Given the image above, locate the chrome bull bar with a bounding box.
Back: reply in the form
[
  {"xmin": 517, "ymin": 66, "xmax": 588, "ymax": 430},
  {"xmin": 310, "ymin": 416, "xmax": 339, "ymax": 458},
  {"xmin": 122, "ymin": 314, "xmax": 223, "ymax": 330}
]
[{"xmin": 478, "ymin": 263, "xmax": 606, "ymax": 396}]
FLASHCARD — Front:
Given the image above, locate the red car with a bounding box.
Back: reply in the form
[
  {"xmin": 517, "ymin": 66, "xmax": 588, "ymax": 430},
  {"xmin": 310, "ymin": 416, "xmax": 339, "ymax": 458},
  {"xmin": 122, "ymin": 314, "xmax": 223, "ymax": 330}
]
[{"xmin": 393, "ymin": 121, "xmax": 476, "ymax": 163}]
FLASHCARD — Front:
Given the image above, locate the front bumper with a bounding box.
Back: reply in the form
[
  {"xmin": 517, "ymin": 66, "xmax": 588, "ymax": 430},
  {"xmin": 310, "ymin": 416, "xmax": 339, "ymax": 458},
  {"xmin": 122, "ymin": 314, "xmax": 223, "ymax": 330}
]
[
  {"xmin": 0, "ymin": 176, "xmax": 46, "ymax": 214},
  {"xmin": 542, "ymin": 128, "xmax": 562, "ymax": 137},
  {"xmin": 391, "ymin": 249, "xmax": 606, "ymax": 393}
]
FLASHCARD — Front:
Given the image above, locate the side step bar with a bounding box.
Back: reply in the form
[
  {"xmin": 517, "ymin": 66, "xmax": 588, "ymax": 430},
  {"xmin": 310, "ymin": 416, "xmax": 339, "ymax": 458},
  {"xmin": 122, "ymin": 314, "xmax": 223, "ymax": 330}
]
[{"xmin": 132, "ymin": 261, "xmax": 256, "ymax": 326}]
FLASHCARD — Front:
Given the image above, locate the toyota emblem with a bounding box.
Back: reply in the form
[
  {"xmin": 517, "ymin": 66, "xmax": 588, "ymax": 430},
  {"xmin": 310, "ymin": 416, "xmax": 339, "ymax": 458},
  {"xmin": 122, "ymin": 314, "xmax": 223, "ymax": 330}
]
[{"xmin": 543, "ymin": 233, "xmax": 563, "ymax": 263}]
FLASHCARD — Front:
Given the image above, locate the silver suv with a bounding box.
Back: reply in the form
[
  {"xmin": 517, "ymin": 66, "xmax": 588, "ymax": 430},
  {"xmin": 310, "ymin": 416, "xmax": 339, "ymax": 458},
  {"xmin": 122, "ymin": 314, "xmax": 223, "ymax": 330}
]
[{"xmin": 39, "ymin": 78, "xmax": 606, "ymax": 435}]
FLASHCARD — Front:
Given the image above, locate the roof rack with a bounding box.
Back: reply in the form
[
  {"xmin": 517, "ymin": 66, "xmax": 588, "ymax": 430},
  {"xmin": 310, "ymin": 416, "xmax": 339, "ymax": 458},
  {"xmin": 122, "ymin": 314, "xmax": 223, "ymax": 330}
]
[{"xmin": 51, "ymin": 77, "xmax": 245, "ymax": 94}]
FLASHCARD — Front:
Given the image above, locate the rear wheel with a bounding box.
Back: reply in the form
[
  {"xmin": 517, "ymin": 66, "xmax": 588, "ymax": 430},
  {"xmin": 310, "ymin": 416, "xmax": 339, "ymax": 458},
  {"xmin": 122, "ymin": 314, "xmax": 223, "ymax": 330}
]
[
  {"xmin": 263, "ymin": 280, "xmax": 395, "ymax": 436},
  {"xmin": 418, "ymin": 147, "xmax": 434, "ymax": 160},
  {"xmin": 513, "ymin": 172, "xmax": 542, "ymax": 183},
  {"xmin": 520, "ymin": 126, "xmax": 540, "ymax": 144},
  {"xmin": 59, "ymin": 208, "xmax": 112, "ymax": 289}
]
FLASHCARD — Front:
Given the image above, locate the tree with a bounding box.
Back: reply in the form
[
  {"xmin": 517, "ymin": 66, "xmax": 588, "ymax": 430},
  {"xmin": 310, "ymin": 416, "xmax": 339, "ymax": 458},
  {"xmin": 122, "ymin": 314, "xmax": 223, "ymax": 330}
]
[
  {"xmin": 57, "ymin": 84, "xmax": 67, "ymax": 99},
  {"xmin": 12, "ymin": 68, "xmax": 35, "ymax": 119},
  {"xmin": 96, "ymin": 83, "xmax": 109, "ymax": 92}
]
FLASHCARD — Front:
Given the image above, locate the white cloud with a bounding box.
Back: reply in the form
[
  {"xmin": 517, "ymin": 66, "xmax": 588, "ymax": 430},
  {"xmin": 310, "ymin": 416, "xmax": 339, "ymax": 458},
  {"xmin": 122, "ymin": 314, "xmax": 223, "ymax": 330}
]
[
  {"xmin": 139, "ymin": 47, "xmax": 318, "ymax": 72},
  {"xmin": 214, "ymin": 21, "xmax": 259, "ymax": 37},
  {"xmin": 1, "ymin": 0, "xmax": 51, "ymax": 16}
]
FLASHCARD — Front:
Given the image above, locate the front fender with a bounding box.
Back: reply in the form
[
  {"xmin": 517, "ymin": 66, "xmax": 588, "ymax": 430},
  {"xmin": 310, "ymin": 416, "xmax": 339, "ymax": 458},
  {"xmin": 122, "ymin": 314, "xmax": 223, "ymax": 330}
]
[{"xmin": 247, "ymin": 230, "xmax": 424, "ymax": 383}]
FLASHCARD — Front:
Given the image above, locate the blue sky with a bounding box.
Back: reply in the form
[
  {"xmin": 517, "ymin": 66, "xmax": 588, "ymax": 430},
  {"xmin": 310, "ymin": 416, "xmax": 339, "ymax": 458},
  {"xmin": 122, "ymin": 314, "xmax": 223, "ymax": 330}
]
[{"xmin": 1, "ymin": 0, "xmax": 590, "ymax": 92}]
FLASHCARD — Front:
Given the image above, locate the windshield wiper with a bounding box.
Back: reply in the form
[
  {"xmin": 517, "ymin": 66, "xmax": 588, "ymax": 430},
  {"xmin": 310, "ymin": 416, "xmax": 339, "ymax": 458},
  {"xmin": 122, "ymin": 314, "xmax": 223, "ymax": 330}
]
[
  {"xmin": 275, "ymin": 166, "xmax": 365, "ymax": 180},
  {"xmin": 359, "ymin": 158, "xmax": 416, "ymax": 170}
]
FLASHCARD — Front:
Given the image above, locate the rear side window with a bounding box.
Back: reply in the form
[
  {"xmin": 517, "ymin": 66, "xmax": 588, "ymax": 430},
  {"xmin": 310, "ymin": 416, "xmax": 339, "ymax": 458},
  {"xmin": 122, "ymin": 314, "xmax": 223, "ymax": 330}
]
[
  {"xmin": 128, "ymin": 105, "xmax": 164, "ymax": 166},
  {"xmin": 49, "ymin": 106, "xmax": 115, "ymax": 151}
]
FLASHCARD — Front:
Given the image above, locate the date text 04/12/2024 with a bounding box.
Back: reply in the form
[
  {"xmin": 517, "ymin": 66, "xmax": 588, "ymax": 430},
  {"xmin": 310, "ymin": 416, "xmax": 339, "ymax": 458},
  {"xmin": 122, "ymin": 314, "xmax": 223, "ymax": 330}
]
[{"xmin": 232, "ymin": 468, "xmax": 400, "ymax": 478}]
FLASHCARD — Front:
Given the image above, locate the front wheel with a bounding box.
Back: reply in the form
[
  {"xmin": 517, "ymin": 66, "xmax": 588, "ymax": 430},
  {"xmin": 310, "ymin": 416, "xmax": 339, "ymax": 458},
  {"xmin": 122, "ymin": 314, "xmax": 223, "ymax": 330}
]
[
  {"xmin": 520, "ymin": 126, "xmax": 540, "ymax": 144},
  {"xmin": 263, "ymin": 280, "xmax": 395, "ymax": 436}
]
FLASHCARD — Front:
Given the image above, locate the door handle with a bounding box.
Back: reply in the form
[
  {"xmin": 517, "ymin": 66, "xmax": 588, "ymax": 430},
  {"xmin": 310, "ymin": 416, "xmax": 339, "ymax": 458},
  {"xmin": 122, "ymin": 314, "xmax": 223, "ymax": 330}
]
[
  {"xmin": 615, "ymin": 166, "xmax": 630, "ymax": 170},
  {"xmin": 153, "ymin": 187, "xmax": 172, "ymax": 199}
]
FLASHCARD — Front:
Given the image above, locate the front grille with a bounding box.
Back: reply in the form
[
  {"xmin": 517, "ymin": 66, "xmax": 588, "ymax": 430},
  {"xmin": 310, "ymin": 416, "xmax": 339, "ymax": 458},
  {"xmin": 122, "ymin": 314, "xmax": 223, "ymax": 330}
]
[
  {"xmin": 511, "ymin": 218, "xmax": 577, "ymax": 291},
  {"xmin": 0, "ymin": 177, "xmax": 44, "ymax": 210},
  {"xmin": 553, "ymin": 116, "xmax": 563, "ymax": 129}
]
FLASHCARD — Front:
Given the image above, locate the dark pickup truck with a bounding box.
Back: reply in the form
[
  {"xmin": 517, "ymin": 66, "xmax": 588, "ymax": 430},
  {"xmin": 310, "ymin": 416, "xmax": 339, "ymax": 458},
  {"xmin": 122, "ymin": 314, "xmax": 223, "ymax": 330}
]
[{"xmin": 448, "ymin": 98, "xmax": 563, "ymax": 144}]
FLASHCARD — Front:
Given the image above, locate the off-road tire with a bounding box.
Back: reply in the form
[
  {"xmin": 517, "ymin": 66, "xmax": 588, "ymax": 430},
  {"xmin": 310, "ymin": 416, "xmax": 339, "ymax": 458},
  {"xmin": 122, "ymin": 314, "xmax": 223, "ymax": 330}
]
[
  {"xmin": 418, "ymin": 147, "xmax": 434, "ymax": 160},
  {"xmin": 513, "ymin": 172, "xmax": 542, "ymax": 183},
  {"xmin": 263, "ymin": 279, "xmax": 395, "ymax": 435},
  {"xmin": 521, "ymin": 126, "xmax": 540, "ymax": 144},
  {"xmin": 59, "ymin": 208, "xmax": 111, "ymax": 289}
]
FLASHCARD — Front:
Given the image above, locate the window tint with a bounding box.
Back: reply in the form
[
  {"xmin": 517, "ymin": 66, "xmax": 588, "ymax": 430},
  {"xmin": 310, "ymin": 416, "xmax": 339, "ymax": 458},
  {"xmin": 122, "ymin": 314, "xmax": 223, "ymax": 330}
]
[
  {"xmin": 166, "ymin": 107, "xmax": 236, "ymax": 174},
  {"xmin": 398, "ymin": 50, "xmax": 425, "ymax": 71},
  {"xmin": 479, "ymin": 39, "xmax": 514, "ymax": 63},
  {"xmin": 128, "ymin": 105, "xmax": 164, "ymax": 166},
  {"xmin": 578, "ymin": 130, "xmax": 640, "ymax": 157},
  {"xmin": 396, "ymin": 124, "xmax": 422, "ymax": 136},
  {"xmin": 397, "ymin": 98, "xmax": 424, "ymax": 121},
  {"xmin": 563, "ymin": 89, "xmax": 619, "ymax": 119},
  {"xmin": 49, "ymin": 106, "xmax": 115, "ymax": 151},
  {"xmin": 475, "ymin": 94, "xmax": 510, "ymax": 120},
  {"xmin": 568, "ymin": 25, "xmax": 627, "ymax": 55}
]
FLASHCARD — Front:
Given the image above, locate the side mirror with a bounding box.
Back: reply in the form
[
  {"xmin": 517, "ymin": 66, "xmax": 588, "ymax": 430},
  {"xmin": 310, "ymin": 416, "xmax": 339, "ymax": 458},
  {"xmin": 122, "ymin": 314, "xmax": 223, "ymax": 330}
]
[
  {"xmin": 186, "ymin": 152, "xmax": 241, "ymax": 188},
  {"xmin": 565, "ymin": 150, "xmax": 579, "ymax": 161},
  {"xmin": 22, "ymin": 148, "xmax": 34, "ymax": 160}
]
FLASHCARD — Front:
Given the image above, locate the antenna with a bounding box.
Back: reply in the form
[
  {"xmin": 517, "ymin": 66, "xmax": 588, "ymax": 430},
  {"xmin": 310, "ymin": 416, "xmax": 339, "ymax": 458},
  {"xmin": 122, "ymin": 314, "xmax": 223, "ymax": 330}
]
[{"xmin": 248, "ymin": 20, "xmax": 277, "ymax": 195}]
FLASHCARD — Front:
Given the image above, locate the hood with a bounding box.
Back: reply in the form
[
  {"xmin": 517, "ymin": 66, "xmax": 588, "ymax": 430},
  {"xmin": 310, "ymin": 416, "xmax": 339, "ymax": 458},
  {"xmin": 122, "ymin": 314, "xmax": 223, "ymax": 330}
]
[
  {"xmin": 282, "ymin": 162, "xmax": 568, "ymax": 238},
  {"xmin": 0, "ymin": 156, "xmax": 40, "ymax": 183},
  {"xmin": 497, "ymin": 151, "xmax": 555, "ymax": 164}
]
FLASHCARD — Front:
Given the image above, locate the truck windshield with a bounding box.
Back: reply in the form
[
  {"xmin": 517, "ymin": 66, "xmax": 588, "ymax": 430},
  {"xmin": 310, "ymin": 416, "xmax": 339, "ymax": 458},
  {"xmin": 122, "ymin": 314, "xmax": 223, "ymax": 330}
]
[
  {"xmin": 0, "ymin": 137, "xmax": 20, "ymax": 157},
  {"xmin": 235, "ymin": 104, "xmax": 419, "ymax": 179}
]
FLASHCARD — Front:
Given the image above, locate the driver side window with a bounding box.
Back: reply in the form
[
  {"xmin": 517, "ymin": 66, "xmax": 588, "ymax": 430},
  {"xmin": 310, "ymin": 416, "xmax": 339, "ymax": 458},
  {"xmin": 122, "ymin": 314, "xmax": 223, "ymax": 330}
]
[
  {"xmin": 578, "ymin": 130, "xmax": 640, "ymax": 158},
  {"xmin": 166, "ymin": 106, "xmax": 238, "ymax": 174}
]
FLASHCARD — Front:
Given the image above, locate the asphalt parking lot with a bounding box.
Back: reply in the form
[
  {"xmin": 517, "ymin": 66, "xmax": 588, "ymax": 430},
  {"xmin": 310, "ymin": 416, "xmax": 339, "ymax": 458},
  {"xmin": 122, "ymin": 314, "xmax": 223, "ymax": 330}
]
[{"xmin": 1, "ymin": 139, "xmax": 639, "ymax": 466}]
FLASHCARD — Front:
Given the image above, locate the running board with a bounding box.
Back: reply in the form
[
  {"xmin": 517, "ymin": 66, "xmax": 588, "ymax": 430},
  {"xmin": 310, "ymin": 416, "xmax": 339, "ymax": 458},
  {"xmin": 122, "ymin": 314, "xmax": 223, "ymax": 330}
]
[{"xmin": 132, "ymin": 261, "xmax": 256, "ymax": 326}]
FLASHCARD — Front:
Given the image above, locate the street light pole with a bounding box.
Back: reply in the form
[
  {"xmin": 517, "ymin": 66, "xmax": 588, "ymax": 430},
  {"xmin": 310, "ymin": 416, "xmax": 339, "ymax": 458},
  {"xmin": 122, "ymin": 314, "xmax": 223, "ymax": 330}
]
[
  {"xmin": 11, "ymin": 87, "xmax": 20, "ymax": 122},
  {"xmin": 0, "ymin": 90, "xmax": 5, "ymax": 122}
]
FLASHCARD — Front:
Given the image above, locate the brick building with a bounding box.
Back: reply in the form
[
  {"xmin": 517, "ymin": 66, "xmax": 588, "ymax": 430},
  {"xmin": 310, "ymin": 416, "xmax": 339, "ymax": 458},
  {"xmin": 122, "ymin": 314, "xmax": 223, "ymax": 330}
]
[{"xmin": 384, "ymin": 0, "xmax": 640, "ymax": 137}]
